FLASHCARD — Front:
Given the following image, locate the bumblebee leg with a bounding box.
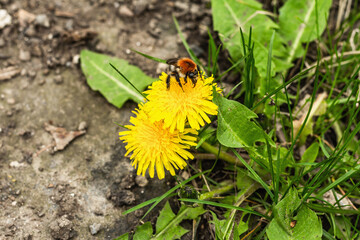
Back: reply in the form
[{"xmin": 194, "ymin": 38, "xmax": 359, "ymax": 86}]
[
  {"xmin": 166, "ymin": 74, "xmax": 171, "ymax": 90},
  {"xmin": 193, "ymin": 66, "xmax": 200, "ymax": 87},
  {"xmin": 173, "ymin": 72, "xmax": 183, "ymax": 91},
  {"xmin": 171, "ymin": 72, "xmax": 183, "ymax": 91},
  {"xmin": 184, "ymin": 72, "xmax": 188, "ymax": 84}
]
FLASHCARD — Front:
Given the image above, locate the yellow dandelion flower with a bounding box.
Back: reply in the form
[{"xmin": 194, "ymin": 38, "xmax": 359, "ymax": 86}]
[
  {"xmin": 144, "ymin": 72, "xmax": 221, "ymax": 132},
  {"xmin": 119, "ymin": 104, "xmax": 198, "ymax": 179}
]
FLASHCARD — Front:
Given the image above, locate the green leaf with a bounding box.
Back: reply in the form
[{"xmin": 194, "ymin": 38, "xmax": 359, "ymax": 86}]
[
  {"xmin": 154, "ymin": 202, "xmax": 205, "ymax": 240},
  {"xmin": 133, "ymin": 222, "xmax": 153, "ymax": 240},
  {"xmin": 266, "ymin": 188, "xmax": 322, "ymax": 240},
  {"xmin": 80, "ymin": 50, "xmax": 155, "ymax": 108},
  {"xmin": 211, "ymin": 0, "xmax": 289, "ymax": 78},
  {"xmin": 211, "ymin": 211, "xmax": 230, "ymax": 240},
  {"xmin": 113, "ymin": 233, "xmax": 129, "ymax": 240},
  {"xmin": 279, "ymin": 0, "xmax": 332, "ymax": 62},
  {"xmin": 300, "ymin": 142, "xmax": 319, "ymax": 172},
  {"xmin": 155, "ymin": 202, "xmax": 179, "ymax": 234},
  {"xmin": 235, "ymin": 221, "xmax": 248, "ymax": 238},
  {"xmin": 213, "ymin": 91, "xmax": 265, "ymax": 148}
]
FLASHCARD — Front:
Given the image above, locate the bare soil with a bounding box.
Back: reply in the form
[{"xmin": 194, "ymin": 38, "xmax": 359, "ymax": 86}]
[{"xmin": 0, "ymin": 0, "xmax": 211, "ymax": 239}]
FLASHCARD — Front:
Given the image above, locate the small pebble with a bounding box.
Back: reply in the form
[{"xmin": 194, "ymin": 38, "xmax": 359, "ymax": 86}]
[
  {"xmin": 43, "ymin": 69, "xmax": 50, "ymax": 75},
  {"xmin": 38, "ymin": 79, "xmax": 46, "ymax": 85},
  {"xmin": 149, "ymin": 19, "xmax": 157, "ymax": 29},
  {"xmin": 19, "ymin": 50, "xmax": 31, "ymax": 61},
  {"xmin": 24, "ymin": 25, "xmax": 36, "ymax": 37},
  {"xmin": 133, "ymin": 0, "xmax": 148, "ymax": 15},
  {"xmin": 181, "ymin": 171, "xmax": 190, "ymax": 180},
  {"xmin": 72, "ymin": 54, "xmax": 80, "ymax": 65},
  {"xmin": 135, "ymin": 175, "xmax": 148, "ymax": 187},
  {"xmin": 35, "ymin": 14, "xmax": 50, "ymax": 28},
  {"xmin": 190, "ymin": 4, "xmax": 201, "ymax": 17},
  {"xmin": 53, "ymin": 75, "xmax": 63, "ymax": 84},
  {"xmin": 118, "ymin": 6, "xmax": 134, "ymax": 17},
  {"xmin": 28, "ymin": 70, "xmax": 36, "ymax": 78},
  {"xmin": 7, "ymin": 98, "xmax": 15, "ymax": 105},
  {"xmin": 65, "ymin": 20, "xmax": 74, "ymax": 31},
  {"xmin": 10, "ymin": 161, "xmax": 25, "ymax": 168},
  {"xmin": 0, "ymin": 9, "xmax": 12, "ymax": 29},
  {"xmin": 93, "ymin": 208, "xmax": 104, "ymax": 216},
  {"xmin": 174, "ymin": 2, "xmax": 188, "ymax": 11},
  {"xmin": 89, "ymin": 223, "xmax": 101, "ymax": 235},
  {"xmin": 21, "ymin": 69, "xmax": 27, "ymax": 76},
  {"xmin": 37, "ymin": 211, "xmax": 45, "ymax": 217},
  {"xmin": 78, "ymin": 121, "xmax": 87, "ymax": 131}
]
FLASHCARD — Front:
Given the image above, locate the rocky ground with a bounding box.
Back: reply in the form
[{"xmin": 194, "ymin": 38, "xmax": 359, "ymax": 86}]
[{"xmin": 0, "ymin": 0, "xmax": 212, "ymax": 239}]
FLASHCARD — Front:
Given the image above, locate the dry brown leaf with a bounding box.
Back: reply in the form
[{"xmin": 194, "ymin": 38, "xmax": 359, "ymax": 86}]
[
  {"xmin": 0, "ymin": 66, "xmax": 20, "ymax": 81},
  {"xmin": 44, "ymin": 123, "xmax": 86, "ymax": 151},
  {"xmin": 323, "ymin": 190, "xmax": 354, "ymax": 211}
]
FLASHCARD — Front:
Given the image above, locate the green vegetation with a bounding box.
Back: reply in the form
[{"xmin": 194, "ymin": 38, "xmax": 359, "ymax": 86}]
[{"xmin": 81, "ymin": 0, "xmax": 360, "ymax": 239}]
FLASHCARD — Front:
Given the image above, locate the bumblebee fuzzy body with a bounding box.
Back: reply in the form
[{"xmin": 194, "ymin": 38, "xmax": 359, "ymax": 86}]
[{"xmin": 166, "ymin": 58, "xmax": 200, "ymax": 90}]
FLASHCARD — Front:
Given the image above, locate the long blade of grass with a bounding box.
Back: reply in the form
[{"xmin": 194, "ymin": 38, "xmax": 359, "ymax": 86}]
[
  {"xmin": 212, "ymin": 44, "xmax": 222, "ymax": 77},
  {"xmin": 207, "ymin": 28, "xmax": 217, "ymax": 75},
  {"xmin": 140, "ymin": 170, "xmax": 210, "ymax": 219},
  {"xmin": 307, "ymin": 203, "xmax": 360, "ymax": 215},
  {"xmin": 113, "ymin": 121, "xmax": 128, "ymax": 129},
  {"xmin": 317, "ymin": 164, "xmax": 360, "ymax": 196},
  {"xmin": 122, "ymin": 195, "xmax": 170, "ymax": 215},
  {"xmin": 215, "ymin": 55, "xmax": 247, "ymax": 82},
  {"xmin": 109, "ymin": 63, "xmax": 148, "ymax": 101},
  {"xmin": 172, "ymin": 15, "xmax": 204, "ymax": 70},
  {"xmin": 264, "ymin": 135, "xmax": 276, "ymax": 203},
  {"xmin": 302, "ymin": 121, "xmax": 360, "ymax": 201},
  {"xmin": 252, "ymin": 66, "xmax": 314, "ymax": 110},
  {"xmin": 282, "ymin": 76, "xmax": 294, "ymax": 143},
  {"xmin": 130, "ymin": 49, "xmax": 166, "ymax": 63},
  {"xmin": 266, "ymin": 31, "xmax": 275, "ymax": 93},
  {"xmin": 179, "ymin": 199, "xmax": 270, "ymax": 219},
  {"xmin": 231, "ymin": 149, "xmax": 274, "ymax": 200}
]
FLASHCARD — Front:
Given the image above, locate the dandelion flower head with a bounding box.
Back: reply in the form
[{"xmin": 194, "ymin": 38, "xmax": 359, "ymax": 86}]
[
  {"xmin": 119, "ymin": 103, "xmax": 198, "ymax": 179},
  {"xmin": 144, "ymin": 72, "xmax": 221, "ymax": 133}
]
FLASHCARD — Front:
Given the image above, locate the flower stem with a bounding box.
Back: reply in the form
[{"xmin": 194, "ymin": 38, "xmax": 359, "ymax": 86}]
[{"xmin": 200, "ymin": 141, "xmax": 244, "ymax": 167}]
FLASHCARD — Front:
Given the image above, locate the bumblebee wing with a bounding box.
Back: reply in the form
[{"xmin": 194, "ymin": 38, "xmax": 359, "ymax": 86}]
[{"xmin": 166, "ymin": 58, "xmax": 179, "ymax": 65}]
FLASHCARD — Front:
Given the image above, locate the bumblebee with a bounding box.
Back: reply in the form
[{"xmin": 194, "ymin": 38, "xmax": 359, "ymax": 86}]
[{"xmin": 166, "ymin": 57, "xmax": 200, "ymax": 90}]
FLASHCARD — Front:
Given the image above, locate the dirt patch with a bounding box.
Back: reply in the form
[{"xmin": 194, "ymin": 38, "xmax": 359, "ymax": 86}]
[{"xmin": 0, "ymin": 0, "xmax": 212, "ymax": 239}]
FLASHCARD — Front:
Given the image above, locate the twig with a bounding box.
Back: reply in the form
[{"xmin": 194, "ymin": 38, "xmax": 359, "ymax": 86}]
[{"xmin": 33, "ymin": 143, "xmax": 55, "ymax": 158}]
